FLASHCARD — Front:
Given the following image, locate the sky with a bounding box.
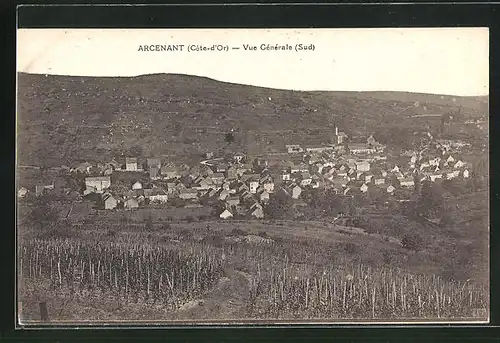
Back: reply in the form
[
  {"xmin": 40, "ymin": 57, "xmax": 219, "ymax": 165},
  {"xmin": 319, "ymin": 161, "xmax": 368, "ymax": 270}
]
[{"xmin": 17, "ymin": 28, "xmax": 489, "ymax": 96}]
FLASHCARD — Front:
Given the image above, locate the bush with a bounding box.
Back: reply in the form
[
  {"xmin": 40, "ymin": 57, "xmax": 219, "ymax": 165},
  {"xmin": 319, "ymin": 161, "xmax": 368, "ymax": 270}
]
[
  {"xmin": 106, "ymin": 229, "xmax": 117, "ymax": 238},
  {"xmin": 203, "ymin": 234, "xmax": 224, "ymax": 248},
  {"xmin": 401, "ymin": 233, "xmax": 425, "ymax": 252},
  {"xmin": 186, "ymin": 215, "xmax": 195, "ymax": 223},
  {"xmin": 258, "ymin": 231, "xmax": 268, "ymax": 238},
  {"xmin": 179, "ymin": 228, "xmax": 193, "ymax": 239},
  {"xmin": 343, "ymin": 242, "xmax": 359, "ymax": 254},
  {"xmin": 230, "ymin": 228, "xmax": 247, "ymax": 236}
]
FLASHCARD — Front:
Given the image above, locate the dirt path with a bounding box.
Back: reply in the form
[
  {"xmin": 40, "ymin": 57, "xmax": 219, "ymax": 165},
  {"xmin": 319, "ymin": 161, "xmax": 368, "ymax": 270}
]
[{"xmin": 174, "ymin": 266, "xmax": 252, "ymax": 320}]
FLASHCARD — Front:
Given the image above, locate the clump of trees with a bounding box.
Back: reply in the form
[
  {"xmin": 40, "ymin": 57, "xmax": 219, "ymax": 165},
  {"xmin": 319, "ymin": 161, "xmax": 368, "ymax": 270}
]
[
  {"xmin": 264, "ymin": 190, "xmax": 293, "ymax": 220},
  {"xmin": 401, "ymin": 233, "xmax": 425, "ymax": 251},
  {"xmin": 415, "ymin": 181, "xmax": 444, "ymax": 220}
]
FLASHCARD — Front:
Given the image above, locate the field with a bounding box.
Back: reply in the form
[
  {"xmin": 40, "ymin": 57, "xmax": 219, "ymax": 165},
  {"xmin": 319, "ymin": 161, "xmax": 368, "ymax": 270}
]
[{"xmin": 18, "ymin": 209, "xmax": 489, "ymax": 323}]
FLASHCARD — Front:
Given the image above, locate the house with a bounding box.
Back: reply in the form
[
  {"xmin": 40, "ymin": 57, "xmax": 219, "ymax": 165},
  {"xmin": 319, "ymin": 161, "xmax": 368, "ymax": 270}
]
[
  {"xmin": 234, "ymin": 153, "xmax": 245, "ymax": 163},
  {"xmin": 238, "ymin": 183, "xmax": 249, "ymax": 193},
  {"xmin": 333, "ymin": 127, "xmax": 348, "ymax": 145},
  {"xmin": 331, "ymin": 176, "xmax": 347, "ymax": 188},
  {"xmin": 220, "ymin": 209, "xmax": 233, "ymax": 219},
  {"xmin": 355, "ymin": 160, "xmax": 371, "ymax": 172},
  {"xmin": 148, "ymin": 188, "xmax": 169, "ymax": 203},
  {"xmin": 313, "ymin": 162, "xmax": 325, "ymax": 174},
  {"xmin": 251, "ymin": 206, "xmax": 264, "ymax": 219},
  {"xmin": 348, "ymin": 143, "xmax": 376, "ymax": 155},
  {"xmin": 208, "ymin": 187, "xmax": 221, "ymax": 198},
  {"xmin": 226, "ymin": 166, "xmax": 238, "ymax": 180},
  {"xmin": 221, "ymin": 181, "xmax": 231, "ymax": 191},
  {"xmin": 259, "ymin": 190, "xmax": 270, "ymax": 202},
  {"xmin": 161, "ymin": 166, "xmax": 181, "ymax": 180},
  {"xmin": 125, "ymin": 158, "xmax": 138, "ymax": 171},
  {"xmin": 219, "ymin": 189, "xmax": 230, "ymax": 201},
  {"xmin": 360, "ymin": 183, "xmax": 369, "ymax": 193},
  {"xmin": 282, "ymin": 170, "xmax": 291, "ymax": 181},
  {"xmin": 430, "ymin": 174, "xmax": 443, "ymax": 182},
  {"xmin": 108, "ymin": 159, "xmax": 121, "ymax": 170},
  {"xmin": 286, "ymin": 144, "xmax": 304, "ymax": 153},
  {"xmin": 103, "ymin": 166, "xmax": 114, "ymax": 176},
  {"xmin": 240, "ymin": 190, "xmax": 253, "ymax": 201},
  {"xmin": 216, "ymin": 163, "xmax": 228, "ymax": 173},
  {"xmin": 364, "ymin": 174, "xmax": 374, "ymax": 183},
  {"xmin": 249, "ymin": 180, "xmax": 259, "ymax": 194},
  {"xmin": 149, "ymin": 166, "xmax": 160, "ymax": 180},
  {"xmin": 201, "ymin": 165, "xmax": 214, "ymax": 176},
  {"xmin": 18, "ymin": 187, "xmax": 28, "ymax": 198},
  {"xmin": 379, "ymin": 184, "xmax": 396, "ymax": 193},
  {"xmin": 263, "ymin": 181, "xmax": 275, "ymax": 193},
  {"xmin": 125, "ymin": 198, "xmax": 139, "ymax": 210},
  {"xmin": 132, "ymin": 181, "xmax": 143, "ymax": 190},
  {"xmin": 305, "ymin": 146, "xmax": 334, "ymax": 153},
  {"xmin": 85, "ymin": 176, "xmax": 111, "ymax": 194},
  {"xmin": 463, "ymin": 169, "xmax": 470, "ymax": 178},
  {"xmin": 374, "ymin": 177, "xmax": 385, "ymax": 185},
  {"xmin": 366, "ymin": 135, "xmax": 380, "ymax": 146},
  {"xmin": 292, "ymin": 185, "xmax": 302, "ymax": 199},
  {"xmin": 429, "ymin": 157, "xmax": 441, "ymax": 166},
  {"xmin": 236, "ymin": 166, "xmax": 250, "ymax": 177},
  {"xmin": 446, "ymin": 170, "xmax": 461, "ymax": 179},
  {"xmin": 300, "ymin": 173, "xmax": 312, "ymax": 186},
  {"xmin": 291, "ymin": 163, "xmax": 309, "ymax": 174},
  {"xmin": 446, "ymin": 155, "xmax": 456, "ymax": 164},
  {"xmin": 71, "ymin": 162, "xmax": 93, "ymax": 174},
  {"xmin": 398, "ymin": 177, "xmax": 415, "ymax": 187},
  {"xmin": 103, "ymin": 193, "xmax": 118, "ymax": 210},
  {"xmin": 179, "ymin": 189, "xmax": 198, "ymax": 200},
  {"xmin": 211, "ymin": 173, "xmax": 225, "ymax": 185},
  {"xmin": 226, "ymin": 196, "xmax": 240, "ymax": 206},
  {"xmin": 454, "ymin": 160, "xmax": 466, "ymax": 169}
]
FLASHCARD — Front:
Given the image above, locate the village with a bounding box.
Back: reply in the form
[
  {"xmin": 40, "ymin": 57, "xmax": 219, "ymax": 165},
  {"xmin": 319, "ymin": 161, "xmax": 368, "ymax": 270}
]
[{"xmin": 17, "ymin": 126, "xmax": 475, "ymax": 221}]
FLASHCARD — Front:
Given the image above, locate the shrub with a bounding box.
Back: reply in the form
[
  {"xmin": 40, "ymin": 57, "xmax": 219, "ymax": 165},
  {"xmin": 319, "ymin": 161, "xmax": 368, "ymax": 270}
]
[
  {"xmin": 231, "ymin": 228, "xmax": 247, "ymax": 236},
  {"xmin": 401, "ymin": 233, "xmax": 425, "ymax": 252},
  {"xmin": 179, "ymin": 229, "xmax": 193, "ymax": 239},
  {"xmin": 258, "ymin": 231, "xmax": 268, "ymax": 238},
  {"xmin": 344, "ymin": 242, "xmax": 359, "ymax": 254}
]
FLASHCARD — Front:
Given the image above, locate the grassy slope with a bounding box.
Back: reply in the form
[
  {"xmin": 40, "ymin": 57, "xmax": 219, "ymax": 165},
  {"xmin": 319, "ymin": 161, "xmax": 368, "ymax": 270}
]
[{"xmin": 16, "ymin": 72, "xmax": 488, "ymax": 166}]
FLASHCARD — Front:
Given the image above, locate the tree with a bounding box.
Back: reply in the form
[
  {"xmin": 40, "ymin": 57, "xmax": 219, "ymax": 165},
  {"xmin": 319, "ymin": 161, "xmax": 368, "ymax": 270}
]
[
  {"xmin": 402, "ymin": 233, "xmax": 425, "ymax": 252},
  {"xmin": 129, "ymin": 145, "xmax": 143, "ymax": 156},
  {"xmin": 145, "ymin": 214, "xmax": 154, "ymax": 231},
  {"xmin": 416, "ymin": 181, "xmax": 444, "ymax": 219},
  {"xmin": 224, "ymin": 133, "xmax": 235, "ymax": 144},
  {"xmin": 264, "ymin": 190, "xmax": 293, "ymax": 220},
  {"xmin": 27, "ymin": 197, "xmax": 59, "ymax": 230}
]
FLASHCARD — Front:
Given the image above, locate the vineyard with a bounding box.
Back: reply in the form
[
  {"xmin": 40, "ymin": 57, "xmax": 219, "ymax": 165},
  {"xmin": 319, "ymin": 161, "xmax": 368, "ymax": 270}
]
[
  {"xmin": 19, "ymin": 238, "xmax": 227, "ymax": 311},
  {"xmin": 18, "ymin": 238, "xmax": 488, "ymax": 321},
  {"xmin": 248, "ymin": 261, "xmax": 488, "ymax": 319}
]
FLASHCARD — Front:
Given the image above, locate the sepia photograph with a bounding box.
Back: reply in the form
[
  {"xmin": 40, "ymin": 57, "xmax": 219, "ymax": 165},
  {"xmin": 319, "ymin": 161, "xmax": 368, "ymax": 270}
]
[{"xmin": 16, "ymin": 28, "xmax": 489, "ymax": 325}]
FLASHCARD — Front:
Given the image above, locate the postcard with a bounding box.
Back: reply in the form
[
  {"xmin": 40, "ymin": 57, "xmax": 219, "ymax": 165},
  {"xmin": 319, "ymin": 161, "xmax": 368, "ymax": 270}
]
[{"xmin": 16, "ymin": 27, "xmax": 489, "ymax": 325}]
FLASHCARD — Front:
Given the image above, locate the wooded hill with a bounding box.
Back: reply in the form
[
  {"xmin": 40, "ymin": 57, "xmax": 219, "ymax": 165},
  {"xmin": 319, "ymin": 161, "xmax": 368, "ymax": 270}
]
[{"xmin": 17, "ymin": 72, "xmax": 488, "ymax": 167}]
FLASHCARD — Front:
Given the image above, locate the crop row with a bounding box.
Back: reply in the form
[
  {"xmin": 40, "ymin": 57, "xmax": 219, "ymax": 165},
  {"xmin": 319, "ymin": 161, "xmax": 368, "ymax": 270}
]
[{"xmin": 19, "ymin": 238, "xmax": 226, "ymax": 310}]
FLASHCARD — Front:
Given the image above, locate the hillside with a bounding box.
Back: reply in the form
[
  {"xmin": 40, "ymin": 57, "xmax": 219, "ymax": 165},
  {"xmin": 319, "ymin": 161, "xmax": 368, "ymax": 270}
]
[{"xmin": 16, "ymin": 72, "xmax": 488, "ymax": 167}]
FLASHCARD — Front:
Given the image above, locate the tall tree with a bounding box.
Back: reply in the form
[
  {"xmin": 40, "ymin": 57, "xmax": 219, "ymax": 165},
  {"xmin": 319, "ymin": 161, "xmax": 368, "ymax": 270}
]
[
  {"xmin": 416, "ymin": 181, "xmax": 444, "ymax": 219},
  {"xmin": 264, "ymin": 190, "xmax": 293, "ymax": 220}
]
